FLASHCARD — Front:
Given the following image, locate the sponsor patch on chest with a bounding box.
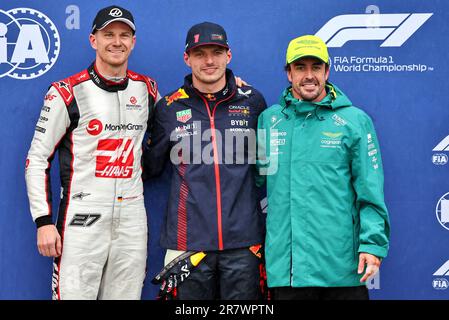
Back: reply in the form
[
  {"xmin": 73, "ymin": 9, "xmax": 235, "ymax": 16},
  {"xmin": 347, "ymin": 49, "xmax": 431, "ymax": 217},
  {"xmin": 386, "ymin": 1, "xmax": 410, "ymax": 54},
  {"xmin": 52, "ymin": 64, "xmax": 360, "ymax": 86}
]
[
  {"xmin": 320, "ymin": 131, "xmax": 343, "ymax": 149},
  {"xmin": 176, "ymin": 109, "xmax": 192, "ymax": 123},
  {"xmin": 228, "ymin": 105, "xmax": 250, "ymax": 117},
  {"xmin": 92, "ymin": 138, "xmax": 135, "ymax": 178}
]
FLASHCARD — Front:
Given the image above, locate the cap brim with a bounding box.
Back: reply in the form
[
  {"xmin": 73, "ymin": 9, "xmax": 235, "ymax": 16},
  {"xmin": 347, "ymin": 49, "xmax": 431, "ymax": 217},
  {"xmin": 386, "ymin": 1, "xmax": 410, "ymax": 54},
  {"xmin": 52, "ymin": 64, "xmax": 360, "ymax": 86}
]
[
  {"xmin": 185, "ymin": 42, "xmax": 229, "ymax": 52},
  {"xmin": 288, "ymin": 54, "xmax": 328, "ymax": 65},
  {"xmin": 94, "ymin": 18, "xmax": 136, "ymax": 32}
]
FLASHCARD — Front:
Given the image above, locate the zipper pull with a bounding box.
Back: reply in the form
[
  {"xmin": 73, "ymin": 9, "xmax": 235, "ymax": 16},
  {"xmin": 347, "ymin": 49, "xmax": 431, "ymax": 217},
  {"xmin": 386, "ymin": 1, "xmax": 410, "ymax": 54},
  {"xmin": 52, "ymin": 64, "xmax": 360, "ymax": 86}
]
[{"xmin": 302, "ymin": 112, "xmax": 312, "ymax": 128}]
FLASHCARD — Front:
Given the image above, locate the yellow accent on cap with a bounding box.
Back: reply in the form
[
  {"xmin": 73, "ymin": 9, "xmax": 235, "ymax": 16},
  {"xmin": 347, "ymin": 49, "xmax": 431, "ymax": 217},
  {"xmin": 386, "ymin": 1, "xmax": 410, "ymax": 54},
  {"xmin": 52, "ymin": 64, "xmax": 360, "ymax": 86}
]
[{"xmin": 286, "ymin": 35, "xmax": 329, "ymax": 65}]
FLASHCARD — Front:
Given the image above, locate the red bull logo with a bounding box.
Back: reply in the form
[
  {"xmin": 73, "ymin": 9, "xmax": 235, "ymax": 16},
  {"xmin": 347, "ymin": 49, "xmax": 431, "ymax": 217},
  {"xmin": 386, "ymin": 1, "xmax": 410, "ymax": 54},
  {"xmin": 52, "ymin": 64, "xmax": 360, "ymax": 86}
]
[{"xmin": 166, "ymin": 88, "xmax": 189, "ymax": 106}]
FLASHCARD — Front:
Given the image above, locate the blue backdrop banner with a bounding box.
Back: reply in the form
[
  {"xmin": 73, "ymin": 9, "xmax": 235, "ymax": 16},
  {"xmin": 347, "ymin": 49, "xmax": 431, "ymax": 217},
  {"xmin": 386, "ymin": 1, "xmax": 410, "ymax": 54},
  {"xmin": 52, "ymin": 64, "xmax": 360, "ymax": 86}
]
[{"xmin": 0, "ymin": 0, "xmax": 448, "ymax": 299}]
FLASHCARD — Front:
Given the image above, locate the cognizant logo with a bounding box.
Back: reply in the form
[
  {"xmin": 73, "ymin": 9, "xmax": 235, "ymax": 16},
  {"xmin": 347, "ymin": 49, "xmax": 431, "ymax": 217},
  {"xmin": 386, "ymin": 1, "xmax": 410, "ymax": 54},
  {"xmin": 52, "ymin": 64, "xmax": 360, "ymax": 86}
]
[
  {"xmin": 316, "ymin": 13, "xmax": 432, "ymax": 47},
  {"xmin": 0, "ymin": 8, "xmax": 60, "ymax": 79}
]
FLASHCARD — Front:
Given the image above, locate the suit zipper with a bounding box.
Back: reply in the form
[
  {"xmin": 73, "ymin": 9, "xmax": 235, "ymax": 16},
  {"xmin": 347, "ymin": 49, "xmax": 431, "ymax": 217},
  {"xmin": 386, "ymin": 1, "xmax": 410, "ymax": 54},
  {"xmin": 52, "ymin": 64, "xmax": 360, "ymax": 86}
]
[{"xmin": 196, "ymin": 89, "xmax": 235, "ymax": 250}]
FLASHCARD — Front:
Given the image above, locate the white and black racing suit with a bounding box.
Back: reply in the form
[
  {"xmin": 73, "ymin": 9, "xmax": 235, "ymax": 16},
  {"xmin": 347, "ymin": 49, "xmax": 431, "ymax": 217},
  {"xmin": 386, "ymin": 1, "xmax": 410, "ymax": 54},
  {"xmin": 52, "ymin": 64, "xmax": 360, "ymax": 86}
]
[{"xmin": 25, "ymin": 63, "xmax": 158, "ymax": 300}]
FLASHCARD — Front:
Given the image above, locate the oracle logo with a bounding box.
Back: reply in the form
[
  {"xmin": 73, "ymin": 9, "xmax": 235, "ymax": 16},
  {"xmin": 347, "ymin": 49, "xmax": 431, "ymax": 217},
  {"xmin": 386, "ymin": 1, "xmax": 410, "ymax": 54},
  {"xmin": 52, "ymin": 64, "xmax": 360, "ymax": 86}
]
[{"xmin": 86, "ymin": 119, "xmax": 103, "ymax": 136}]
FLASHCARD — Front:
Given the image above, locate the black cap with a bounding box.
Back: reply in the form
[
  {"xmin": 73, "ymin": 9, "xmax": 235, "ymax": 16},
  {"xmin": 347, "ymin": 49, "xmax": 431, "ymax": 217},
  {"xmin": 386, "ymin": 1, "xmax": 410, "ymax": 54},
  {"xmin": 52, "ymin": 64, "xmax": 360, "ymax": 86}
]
[
  {"xmin": 185, "ymin": 22, "xmax": 229, "ymax": 52},
  {"xmin": 91, "ymin": 5, "xmax": 135, "ymax": 34}
]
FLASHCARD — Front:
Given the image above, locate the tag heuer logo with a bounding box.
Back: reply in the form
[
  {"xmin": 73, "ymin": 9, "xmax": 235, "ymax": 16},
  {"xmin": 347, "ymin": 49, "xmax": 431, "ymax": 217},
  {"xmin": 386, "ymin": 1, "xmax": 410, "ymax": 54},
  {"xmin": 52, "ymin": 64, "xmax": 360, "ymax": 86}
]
[{"xmin": 176, "ymin": 109, "xmax": 192, "ymax": 123}]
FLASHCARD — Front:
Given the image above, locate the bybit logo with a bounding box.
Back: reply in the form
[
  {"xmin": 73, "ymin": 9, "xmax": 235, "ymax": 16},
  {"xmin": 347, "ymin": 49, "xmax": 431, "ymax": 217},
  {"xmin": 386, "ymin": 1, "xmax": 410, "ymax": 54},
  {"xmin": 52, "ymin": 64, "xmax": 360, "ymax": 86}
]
[{"xmin": 316, "ymin": 13, "xmax": 432, "ymax": 47}]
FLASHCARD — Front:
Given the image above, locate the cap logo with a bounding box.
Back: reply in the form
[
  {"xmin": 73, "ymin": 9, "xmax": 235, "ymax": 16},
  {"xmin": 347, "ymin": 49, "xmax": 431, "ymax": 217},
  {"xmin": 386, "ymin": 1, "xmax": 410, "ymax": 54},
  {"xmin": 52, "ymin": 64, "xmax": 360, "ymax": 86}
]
[
  {"xmin": 194, "ymin": 34, "xmax": 200, "ymax": 43},
  {"xmin": 211, "ymin": 34, "xmax": 223, "ymax": 40},
  {"xmin": 109, "ymin": 8, "xmax": 123, "ymax": 17},
  {"xmin": 297, "ymin": 39, "xmax": 318, "ymax": 45}
]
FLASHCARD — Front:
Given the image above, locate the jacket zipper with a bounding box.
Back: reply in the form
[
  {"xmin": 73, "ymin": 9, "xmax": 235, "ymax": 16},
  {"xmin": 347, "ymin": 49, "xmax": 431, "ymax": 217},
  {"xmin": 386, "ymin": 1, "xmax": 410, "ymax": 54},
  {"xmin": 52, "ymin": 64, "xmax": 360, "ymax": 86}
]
[
  {"xmin": 196, "ymin": 89, "xmax": 236, "ymax": 250},
  {"xmin": 291, "ymin": 111, "xmax": 312, "ymax": 285}
]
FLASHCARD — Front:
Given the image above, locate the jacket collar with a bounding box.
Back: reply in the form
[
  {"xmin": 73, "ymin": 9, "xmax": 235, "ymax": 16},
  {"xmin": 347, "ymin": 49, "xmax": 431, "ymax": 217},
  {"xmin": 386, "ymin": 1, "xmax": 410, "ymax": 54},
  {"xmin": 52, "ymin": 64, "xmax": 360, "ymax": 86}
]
[
  {"xmin": 280, "ymin": 82, "xmax": 351, "ymax": 115},
  {"xmin": 183, "ymin": 68, "xmax": 237, "ymax": 99},
  {"xmin": 88, "ymin": 62, "xmax": 129, "ymax": 92}
]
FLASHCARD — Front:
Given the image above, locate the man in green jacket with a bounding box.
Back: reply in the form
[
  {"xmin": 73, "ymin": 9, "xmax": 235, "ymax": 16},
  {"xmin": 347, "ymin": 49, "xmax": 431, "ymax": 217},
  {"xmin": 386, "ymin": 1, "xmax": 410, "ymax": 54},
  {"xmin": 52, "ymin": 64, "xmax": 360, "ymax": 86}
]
[{"xmin": 257, "ymin": 35, "xmax": 390, "ymax": 300}]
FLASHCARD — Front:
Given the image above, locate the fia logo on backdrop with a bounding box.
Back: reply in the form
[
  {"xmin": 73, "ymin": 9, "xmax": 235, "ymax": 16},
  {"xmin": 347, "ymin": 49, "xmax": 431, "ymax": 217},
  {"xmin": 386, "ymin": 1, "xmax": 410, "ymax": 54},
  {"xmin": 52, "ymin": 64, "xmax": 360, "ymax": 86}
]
[
  {"xmin": 0, "ymin": 6, "xmax": 79, "ymax": 80},
  {"xmin": 435, "ymin": 192, "xmax": 449, "ymax": 231},
  {"xmin": 0, "ymin": 8, "xmax": 60, "ymax": 79},
  {"xmin": 432, "ymin": 135, "xmax": 449, "ymax": 166},
  {"xmin": 432, "ymin": 260, "xmax": 449, "ymax": 290}
]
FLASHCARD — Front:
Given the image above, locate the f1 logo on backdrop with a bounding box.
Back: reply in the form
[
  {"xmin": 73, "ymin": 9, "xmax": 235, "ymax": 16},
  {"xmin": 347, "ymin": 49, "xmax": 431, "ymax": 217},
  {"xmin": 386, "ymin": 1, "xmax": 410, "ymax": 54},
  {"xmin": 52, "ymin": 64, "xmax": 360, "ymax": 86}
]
[
  {"xmin": 432, "ymin": 135, "xmax": 449, "ymax": 165},
  {"xmin": 0, "ymin": 8, "xmax": 60, "ymax": 79},
  {"xmin": 316, "ymin": 13, "xmax": 432, "ymax": 47},
  {"xmin": 93, "ymin": 138, "xmax": 135, "ymax": 178},
  {"xmin": 432, "ymin": 260, "xmax": 449, "ymax": 290}
]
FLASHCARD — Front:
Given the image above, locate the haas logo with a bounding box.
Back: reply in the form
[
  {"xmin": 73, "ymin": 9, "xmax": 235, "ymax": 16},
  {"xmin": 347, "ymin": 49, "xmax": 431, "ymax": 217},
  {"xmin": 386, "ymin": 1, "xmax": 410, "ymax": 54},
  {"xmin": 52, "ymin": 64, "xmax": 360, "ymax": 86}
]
[
  {"xmin": 93, "ymin": 138, "xmax": 135, "ymax": 178},
  {"xmin": 87, "ymin": 119, "xmax": 103, "ymax": 136},
  {"xmin": 109, "ymin": 8, "xmax": 123, "ymax": 17}
]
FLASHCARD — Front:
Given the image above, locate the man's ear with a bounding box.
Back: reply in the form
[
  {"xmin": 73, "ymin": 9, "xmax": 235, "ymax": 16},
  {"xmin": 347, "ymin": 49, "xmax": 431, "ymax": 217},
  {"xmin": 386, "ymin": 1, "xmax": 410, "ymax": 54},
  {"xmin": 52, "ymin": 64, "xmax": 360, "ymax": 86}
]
[
  {"xmin": 226, "ymin": 49, "xmax": 232, "ymax": 65},
  {"xmin": 131, "ymin": 35, "xmax": 136, "ymax": 50},
  {"xmin": 325, "ymin": 64, "xmax": 330, "ymax": 81},
  {"xmin": 183, "ymin": 52, "xmax": 191, "ymax": 67},
  {"xmin": 89, "ymin": 34, "xmax": 97, "ymax": 50}
]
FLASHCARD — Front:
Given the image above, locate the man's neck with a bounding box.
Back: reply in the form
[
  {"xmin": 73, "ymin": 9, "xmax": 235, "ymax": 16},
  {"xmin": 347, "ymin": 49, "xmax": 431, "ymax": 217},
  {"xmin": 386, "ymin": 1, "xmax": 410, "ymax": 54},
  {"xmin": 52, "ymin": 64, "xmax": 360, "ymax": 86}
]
[
  {"xmin": 95, "ymin": 59, "xmax": 127, "ymax": 78},
  {"xmin": 192, "ymin": 75, "xmax": 226, "ymax": 94}
]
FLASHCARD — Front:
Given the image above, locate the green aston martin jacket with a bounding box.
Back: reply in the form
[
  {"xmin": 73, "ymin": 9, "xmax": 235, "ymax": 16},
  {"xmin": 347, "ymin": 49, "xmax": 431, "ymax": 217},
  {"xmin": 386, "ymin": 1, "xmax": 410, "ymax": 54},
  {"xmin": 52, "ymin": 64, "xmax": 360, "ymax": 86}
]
[{"xmin": 257, "ymin": 83, "xmax": 390, "ymax": 287}]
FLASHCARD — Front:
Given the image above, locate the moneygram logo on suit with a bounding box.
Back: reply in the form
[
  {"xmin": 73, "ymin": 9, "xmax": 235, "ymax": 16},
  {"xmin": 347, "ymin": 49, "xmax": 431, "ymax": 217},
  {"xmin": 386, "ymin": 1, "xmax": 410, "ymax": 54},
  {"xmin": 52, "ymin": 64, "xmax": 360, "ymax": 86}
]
[{"xmin": 0, "ymin": 8, "xmax": 433, "ymax": 80}]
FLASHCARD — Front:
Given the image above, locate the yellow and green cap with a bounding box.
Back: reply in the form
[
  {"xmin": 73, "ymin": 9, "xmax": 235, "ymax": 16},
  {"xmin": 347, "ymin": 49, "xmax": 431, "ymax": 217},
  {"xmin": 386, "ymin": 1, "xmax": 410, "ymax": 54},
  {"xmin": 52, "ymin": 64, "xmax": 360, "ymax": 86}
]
[{"xmin": 286, "ymin": 35, "xmax": 329, "ymax": 65}]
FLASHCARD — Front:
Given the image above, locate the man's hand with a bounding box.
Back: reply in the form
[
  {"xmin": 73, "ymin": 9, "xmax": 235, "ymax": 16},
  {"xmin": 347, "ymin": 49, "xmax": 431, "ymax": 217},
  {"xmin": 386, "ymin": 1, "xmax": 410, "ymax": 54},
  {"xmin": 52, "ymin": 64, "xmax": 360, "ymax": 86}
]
[
  {"xmin": 37, "ymin": 225, "xmax": 62, "ymax": 257},
  {"xmin": 358, "ymin": 252, "xmax": 381, "ymax": 282},
  {"xmin": 234, "ymin": 76, "xmax": 249, "ymax": 87}
]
